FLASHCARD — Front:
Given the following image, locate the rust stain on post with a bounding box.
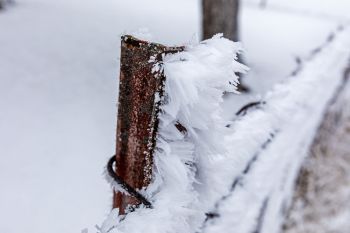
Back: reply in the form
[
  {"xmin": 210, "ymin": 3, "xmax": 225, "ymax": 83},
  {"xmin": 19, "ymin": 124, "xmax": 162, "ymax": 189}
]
[{"xmin": 113, "ymin": 35, "xmax": 183, "ymax": 214}]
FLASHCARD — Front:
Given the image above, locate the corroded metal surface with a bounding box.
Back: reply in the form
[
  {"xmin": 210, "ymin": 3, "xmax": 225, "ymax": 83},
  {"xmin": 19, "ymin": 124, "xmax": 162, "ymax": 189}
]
[{"xmin": 113, "ymin": 35, "xmax": 183, "ymax": 214}]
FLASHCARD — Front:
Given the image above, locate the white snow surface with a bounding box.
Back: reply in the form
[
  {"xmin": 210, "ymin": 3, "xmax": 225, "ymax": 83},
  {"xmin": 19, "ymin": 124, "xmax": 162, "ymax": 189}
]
[{"xmin": 1, "ymin": 0, "xmax": 350, "ymax": 233}]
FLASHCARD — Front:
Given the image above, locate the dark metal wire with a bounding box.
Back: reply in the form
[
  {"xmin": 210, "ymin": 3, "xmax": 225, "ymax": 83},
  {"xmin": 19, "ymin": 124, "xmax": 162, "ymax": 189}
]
[
  {"xmin": 236, "ymin": 101, "xmax": 266, "ymax": 116},
  {"xmin": 107, "ymin": 156, "xmax": 152, "ymax": 208}
]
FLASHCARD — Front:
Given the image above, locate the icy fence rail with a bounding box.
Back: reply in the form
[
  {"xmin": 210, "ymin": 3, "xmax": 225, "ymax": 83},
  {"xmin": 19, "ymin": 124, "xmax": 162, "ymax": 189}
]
[{"xmin": 101, "ymin": 27, "xmax": 350, "ymax": 233}]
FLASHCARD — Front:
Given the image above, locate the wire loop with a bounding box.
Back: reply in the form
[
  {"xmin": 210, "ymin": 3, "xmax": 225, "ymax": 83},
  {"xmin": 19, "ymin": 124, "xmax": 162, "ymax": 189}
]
[{"xmin": 107, "ymin": 156, "xmax": 152, "ymax": 208}]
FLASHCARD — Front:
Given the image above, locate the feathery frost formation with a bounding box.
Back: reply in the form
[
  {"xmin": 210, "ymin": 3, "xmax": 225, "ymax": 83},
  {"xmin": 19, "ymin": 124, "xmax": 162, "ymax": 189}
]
[{"xmin": 101, "ymin": 34, "xmax": 248, "ymax": 233}]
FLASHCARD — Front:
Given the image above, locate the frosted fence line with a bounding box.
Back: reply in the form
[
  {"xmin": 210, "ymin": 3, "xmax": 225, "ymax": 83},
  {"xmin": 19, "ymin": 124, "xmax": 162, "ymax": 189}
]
[{"xmin": 102, "ymin": 27, "xmax": 350, "ymax": 233}]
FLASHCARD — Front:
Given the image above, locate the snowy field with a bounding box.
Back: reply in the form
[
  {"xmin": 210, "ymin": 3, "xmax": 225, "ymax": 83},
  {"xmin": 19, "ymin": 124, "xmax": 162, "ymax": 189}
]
[{"xmin": 0, "ymin": 0, "xmax": 349, "ymax": 233}]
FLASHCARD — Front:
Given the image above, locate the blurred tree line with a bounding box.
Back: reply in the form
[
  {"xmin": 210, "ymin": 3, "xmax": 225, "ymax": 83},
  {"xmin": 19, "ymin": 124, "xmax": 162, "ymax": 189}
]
[{"xmin": 0, "ymin": 0, "xmax": 14, "ymax": 10}]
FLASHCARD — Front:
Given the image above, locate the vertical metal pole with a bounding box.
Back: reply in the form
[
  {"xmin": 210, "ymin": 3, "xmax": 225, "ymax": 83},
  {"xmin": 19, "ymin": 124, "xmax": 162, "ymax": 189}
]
[{"xmin": 113, "ymin": 36, "xmax": 183, "ymax": 214}]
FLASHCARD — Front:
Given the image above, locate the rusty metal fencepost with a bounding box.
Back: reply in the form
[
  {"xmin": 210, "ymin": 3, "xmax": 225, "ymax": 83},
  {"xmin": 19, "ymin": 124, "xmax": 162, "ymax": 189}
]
[{"xmin": 113, "ymin": 35, "xmax": 183, "ymax": 214}]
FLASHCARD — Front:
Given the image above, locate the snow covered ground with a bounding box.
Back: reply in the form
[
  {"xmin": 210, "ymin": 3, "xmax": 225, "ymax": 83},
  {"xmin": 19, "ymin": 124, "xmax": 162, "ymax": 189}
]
[{"xmin": 0, "ymin": 0, "xmax": 349, "ymax": 233}]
